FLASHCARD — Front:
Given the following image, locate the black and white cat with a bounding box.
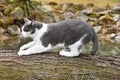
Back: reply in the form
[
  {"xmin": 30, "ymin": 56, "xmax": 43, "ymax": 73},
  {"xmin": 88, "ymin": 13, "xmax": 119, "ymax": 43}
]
[{"xmin": 18, "ymin": 18, "xmax": 98, "ymax": 57}]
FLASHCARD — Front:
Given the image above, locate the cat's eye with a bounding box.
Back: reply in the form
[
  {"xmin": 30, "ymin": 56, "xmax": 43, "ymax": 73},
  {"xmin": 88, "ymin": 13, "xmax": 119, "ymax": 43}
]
[{"xmin": 23, "ymin": 25, "xmax": 30, "ymax": 32}]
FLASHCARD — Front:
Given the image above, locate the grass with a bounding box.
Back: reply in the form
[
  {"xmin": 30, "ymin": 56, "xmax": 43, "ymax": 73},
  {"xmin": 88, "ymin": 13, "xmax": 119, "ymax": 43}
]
[{"xmin": 35, "ymin": 0, "xmax": 120, "ymax": 7}]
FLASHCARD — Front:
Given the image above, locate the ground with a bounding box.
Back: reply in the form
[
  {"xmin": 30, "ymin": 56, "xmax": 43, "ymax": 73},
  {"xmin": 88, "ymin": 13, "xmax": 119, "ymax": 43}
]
[{"xmin": 0, "ymin": 51, "xmax": 120, "ymax": 80}]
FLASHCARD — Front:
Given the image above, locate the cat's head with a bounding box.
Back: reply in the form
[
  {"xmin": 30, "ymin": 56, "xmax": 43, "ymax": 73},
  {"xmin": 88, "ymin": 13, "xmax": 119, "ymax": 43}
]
[{"xmin": 21, "ymin": 18, "xmax": 43, "ymax": 38}]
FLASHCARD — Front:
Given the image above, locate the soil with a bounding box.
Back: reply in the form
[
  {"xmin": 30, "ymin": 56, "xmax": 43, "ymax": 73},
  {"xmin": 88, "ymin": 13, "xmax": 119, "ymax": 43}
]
[{"xmin": 0, "ymin": 51, "xmax": 120, "ymax": 80}]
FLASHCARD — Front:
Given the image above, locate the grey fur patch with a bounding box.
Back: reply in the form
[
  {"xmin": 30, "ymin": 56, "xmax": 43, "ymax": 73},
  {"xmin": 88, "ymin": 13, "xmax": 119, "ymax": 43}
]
[
  {"xmin": 40, "ymin": 19, "xmax": 94, "ymax": 47},
  {"xmin": 23, "ymin": 21, "xmax": 43, "ymax": 34}
]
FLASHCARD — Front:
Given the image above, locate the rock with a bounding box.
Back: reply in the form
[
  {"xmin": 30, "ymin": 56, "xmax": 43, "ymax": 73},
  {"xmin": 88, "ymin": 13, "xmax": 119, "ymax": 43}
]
[
  {"xmin": 40, "ymin": 15, "xmax": 55, "ymax": 23},
  {"xmin": 3, "ymin": 5, "xmax": 12, "ymax": 15},
  {"xmin": 113, "ymin": 5, "xmax": 120, "ymax": 11},
  {"xmin": 110, "ymin": 33, "xmax": 116, "ymax": 38},
  {"xmin": 98, "ymin": 15, "xmax": 114, "ymax": 22},
  {"xmin": 113, "ymin": 14, "xmax": 120, "ymax": 22},
  {"xmin": 81, "ymin": 9, "xmax": 92, "ymax": 15},
  {"xmin": 115, "ymin": 35, "xmax": 120, "ymax": 42},
  {"xmin": 3, "ymin": 15, "xmax": 15, "ymax": 25},
  {"xmin": 37, "ymin": 5, "xmax": 53, "ymax": 12},
  {"xmin": 0, "ymin": 19, "xmax": 5, "ymax": 26},
  {"xmin": 99, "ymin": 10, "xmax": 113, "ymax": 15},
  {"xmin": 116, "ymin": 21, "xmax": 120, "ymax": 27},
  {"xmin": 11, "ymin": 7, "xmax": 24, "ymax": 20},
  {"xmin": 2, "ymin": 36, "xmax": 21, "ymax": 49},
  {"xmin": 88, "ymin": 20, "xmax": 98, "ymax": 26},
  {"xmin": 93, "ymin": 26, "xmax": 102, "ymax": 33},
  {"xmin": 75, "ymin": 11, "xmax": 88, "ymax": 22},
  {"xmin": 63, "ymin": 11, "xmax": 76, "ymax": 20},
  {"xmin": 0, "ymin": 15, "xmax": 15, "ymax": 28},
  {"xmin": 53, "ymin": 4, "xmax": 63, "ymax": 12},
  {"xmin": 73, "ymin": 3, "xmax": 85, "ymax": 10},
  {"xmin": 0, "ymin": 0, "xmax": 9, "ymax": 2},
  {"xmin": 0, "ymin": 27, "xmax": 5, "ymax": 34},
  {"xmin": 7, "ymin": 25, "xmax": 20, "ymax": 36},
  {"xmin": 52, "ymin": 13, "xmax": 63, "ymax": 22},
  {"xmin": 48, "ymin": 1, "xmax": 58, "ymax": 5},
  {"xmin": 62, "ymin": 3, "xmax": 73, "ymax": 12},
  {"xmin": 102, "ymin": 28, "xmax": 108, "ymax": 34},
  {"xmin": 93, "ymin": 7, "xmax": 105, "ymax": 12}
]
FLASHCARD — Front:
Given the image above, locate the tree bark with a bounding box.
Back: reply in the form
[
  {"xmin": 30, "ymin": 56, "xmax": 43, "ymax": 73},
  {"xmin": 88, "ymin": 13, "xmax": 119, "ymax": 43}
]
[{"xmin": 0, "ymin": 51, "xmax": 120, "ymax": 80}]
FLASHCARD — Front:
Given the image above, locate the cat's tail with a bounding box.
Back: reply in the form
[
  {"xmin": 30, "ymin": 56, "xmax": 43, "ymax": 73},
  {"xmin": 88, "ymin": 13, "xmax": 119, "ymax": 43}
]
[{"xmin": 90, "ymin": 29, "xmax": 98, "ymax": 55}]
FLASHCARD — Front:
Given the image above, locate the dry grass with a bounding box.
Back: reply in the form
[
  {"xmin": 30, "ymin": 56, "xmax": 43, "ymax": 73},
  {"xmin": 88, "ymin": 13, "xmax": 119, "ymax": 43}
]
[{"xmin": 35, "ymin": 0, "xmax": 120, "ymax": 7}]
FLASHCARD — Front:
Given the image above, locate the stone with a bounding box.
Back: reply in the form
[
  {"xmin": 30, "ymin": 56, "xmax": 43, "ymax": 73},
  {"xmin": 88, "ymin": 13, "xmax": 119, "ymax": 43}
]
[
  {"xmin": 73, "ymin": 3, "xmax": 85, "ymax": 10},
  {"xmin": 75, "ymin": 11, "xmax": 88, "ymax": 22},
  {"xmin": 115, "ymin": 35, "xmax": 120, "ymax": 42},
  {"xmin": 62, "ymin": 3, "xmax": 73, "ymax": 12},
  {"xmin": 48, "ymin": 1, "xmax": 58, "ymax": 5},
  {"xmin": 7, "ymin": 25, "xmax": 20, "ymax": 36},
  {"xmin": 2, "ymin": 36, "xmax": 21, "ymax": 49},
  {"xmin": 113, "ymin": 14, "xmax": 120, "ymax": 22},
  {"xmin": 52, "ymin": 13, "xmax": 63, "ymax": 22},
  {"xmin": 11, "ymin": 7, "xmax": 24, "ymax": 20},
  {"xmin": 3, "ymin": 5, "xmax": 12, "ymax": 15},
  {"xmin": 98, "ymin": 15, "xmax": 114, "ymax": 22},
  {"xmin": 110, "ymin": 33, "xmax": 116, "ymax": 38},
  {"xmin": 113, "ymin": 5, "xmax": 120, "ymax": 10},
  {"xmin": 99, "ymin": 10, "xmax": 113, "ymax": 15},
  {"xmin": 81, "ymin": 9, "xmax": 92, "ymax": 15},
  {"xmin": 37, "ymin": 5, "xmax": 53, "ymax": 12},
  {"xmin": 0, "ymin": 27, "xmax": 5, "ymax": 34},
  {"xmin": 0, "ymin": 19, "xmax": 5, "ymax": 26},
  {"xmin": 3, "ymin": 15, "xmax": 15, "ymax": 25},
  {"xmin": 63, "ymin": 11, "xmax": 76, "ymax": 20},
  {"xmin": 116, "ymin": 21, "xmax": 120, "ymax": 27},
  {"xmin": 93, "ymin": 26, "xmax": 102, "ymax": 33},
  {"xmin": 0, "ymin": 0, "xmax": 9, "ymax": 2},
  {"xmin": 41, "ymin": 15, "xmax": 54, "ymax": 23},
  {"xmin": 113, "ymin": 5, "xmax": 120, "ymax": 13}
]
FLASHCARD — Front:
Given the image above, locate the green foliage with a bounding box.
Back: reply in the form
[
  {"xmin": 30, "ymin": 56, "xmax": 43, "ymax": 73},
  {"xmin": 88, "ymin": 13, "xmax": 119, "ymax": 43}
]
[{"xmin": 9, "ymin": 0, "xmax": 43, "ymax": 18}]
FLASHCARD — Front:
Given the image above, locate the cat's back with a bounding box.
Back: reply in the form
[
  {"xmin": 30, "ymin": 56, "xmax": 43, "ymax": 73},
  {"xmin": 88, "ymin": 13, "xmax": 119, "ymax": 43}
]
[{"xmin": 49, "ymin": 19, "xmax": 91, "ymax": 29}]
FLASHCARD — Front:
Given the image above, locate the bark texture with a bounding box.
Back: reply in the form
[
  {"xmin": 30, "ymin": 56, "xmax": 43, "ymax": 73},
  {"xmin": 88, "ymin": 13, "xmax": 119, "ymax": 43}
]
[{"xmin": 0, "ymin": 51, "xmax": 120, "ymax": 80}]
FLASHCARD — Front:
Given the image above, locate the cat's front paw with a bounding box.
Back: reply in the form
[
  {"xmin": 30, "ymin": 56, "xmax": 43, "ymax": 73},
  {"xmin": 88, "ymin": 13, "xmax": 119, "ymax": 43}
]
[
  {"xmin": 18, "ymin": 51, "xmax": 24, "ymax": 56},
  {"xmin": 18, "ymin": 51, "xmax": 30, "ymax": 56}
]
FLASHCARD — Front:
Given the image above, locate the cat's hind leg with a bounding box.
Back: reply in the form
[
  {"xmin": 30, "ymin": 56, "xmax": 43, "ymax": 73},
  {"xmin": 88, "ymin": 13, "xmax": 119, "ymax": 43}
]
[
  {"xmin": 59, "ymin": 34, "xmax": 86, "ymax": 57},
  {"xmin": 59, "ymin": 42, "xmax": 81, "ymax": 57},
  {"xmin": 59, "ymin": 48, "xmax": 79, "ymax": 57}
]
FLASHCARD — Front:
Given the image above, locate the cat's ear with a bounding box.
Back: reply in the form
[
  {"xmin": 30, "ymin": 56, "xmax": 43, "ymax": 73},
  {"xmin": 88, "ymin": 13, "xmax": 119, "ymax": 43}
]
[
  {"xmin": 24, "ymin": 18, "xmax": 30, "ymax": 23},
  {"xmin": 30, "ymin": 20, "xmax": 35, "ymax": 26}
]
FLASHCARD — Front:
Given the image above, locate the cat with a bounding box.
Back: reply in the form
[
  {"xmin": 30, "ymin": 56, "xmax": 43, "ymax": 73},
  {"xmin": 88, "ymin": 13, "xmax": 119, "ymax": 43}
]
[{"xmin": 18, "ymin": 18, "xmax": 98, "ymax": 57}]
